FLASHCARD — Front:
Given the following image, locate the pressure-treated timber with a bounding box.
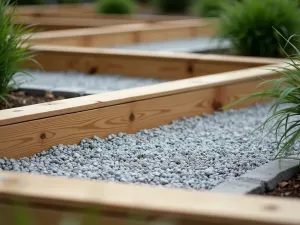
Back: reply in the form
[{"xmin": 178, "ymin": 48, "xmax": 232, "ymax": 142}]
[
  {"xmin": 13, "ymin": 16, "xmax": 145, "ymax": 31},
  {"xmin": 13, "ymin": 15, "xmax": 195, "ymax": 32},
  {"xmin": 23, "ymin": 45, "xmax": 283, "ymax": 80},
  {"xmin": 11, "ymin": 3, "xmax": 193, "ymax": 20},
  {"xmin": 0, "ymin": 63, "xmax": 287, "ymax": 159},
  {"xmin": 23, "ymin": 19, "xmax": 217, "ymax": 46},
  {"xmin": 0, "ymin": 170, "xmax": 300, "ymax": 225}
]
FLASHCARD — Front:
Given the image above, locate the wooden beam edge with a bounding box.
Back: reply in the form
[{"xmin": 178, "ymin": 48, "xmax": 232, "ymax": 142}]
[
  {"xmin": 24, "ymin": 19, "xmax": 210, "ymax": 40},
  {"xmin": 28, "ymin": 45, "xmax": 285, "ymax": 64},
  {"xmin": 0, "ymin": 62, "xmax": 287, "ymax": 126},
  {"xmin": 0, "ymin": 171, "xmax": 299, "ymax": 225}
]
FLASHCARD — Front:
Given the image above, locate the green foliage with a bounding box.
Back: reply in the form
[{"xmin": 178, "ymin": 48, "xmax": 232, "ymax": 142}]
[
  {"xmin": 14, "ymin": 0, "xmax": 44, "ymax": 5},
  {"xmin": 57, "ymin": 0, "xmax": 80, "ymax": 4},
  {"xmin": 217, "ymin": 0, "xmax": 300, "ymax": 57},
  {"xmin": 0, "ymin": 0, "xmax": 37, "ymax": 104},
  {"xmin": 193, "ymin": 0, "xmax": 226, "ymax": 17},
  {"xmin": 223, "ymin": 31, "xmax": 300, "ymax": 160},
  {"xmin": 95, "ymin": 0, "xmax": 136, "ymax": 14},
  {"xmin": 152, "ymin": 0, "xmax": 192, "ymax": 14}
]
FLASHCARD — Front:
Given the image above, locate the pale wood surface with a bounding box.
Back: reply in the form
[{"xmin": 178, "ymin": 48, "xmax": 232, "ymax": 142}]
[
  {"xmin": 13, "ymin": 16, "xmax": 153, "ymax": 31},
  {"xmin": 12, "ymin": 3, "xmax": 194, "ymax": 21},
  {"xmin": 1, "ymin": 58, "xmax": 284, "ymax": 125},
  {"xmin": 24, "ymin": 19, "xmax": 217, "ymax": 46},
  {"xmin": 23, "ymin": 45, "xmax": 283, "ymax": 80},
  {"xmin": 0, "ymin": 171, "xmax": 300, "ymax": 225},
  {"xmin": 0, "ymin": 63, "xmax": 284, "ymax": 158}
]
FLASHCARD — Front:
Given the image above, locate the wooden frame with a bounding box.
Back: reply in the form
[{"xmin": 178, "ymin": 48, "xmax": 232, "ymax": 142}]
[
  {"xmin": 1, "ymin": 170, "xmax": 300, "ymax": 225},
  {"xmin": 0, "ymin": 45, "xmax": 284, "ymax": 158},
  {"xmin": 12, "ymin": 3, "xmax": 192, "ymax": 19},
  {"xmin": 13, "ymin": 15, "xmax": 200, "ymax": 32},
  {"xmin": 11, "ymin": 3, "xmax": 196, "ymax": 31},
  {"xmin": 0, "ymin": 44, "xmax": 297, "ymax": 224},
  {"xmin": 23, "ymin": 19, "xmax": 218, "ymax": 47}
]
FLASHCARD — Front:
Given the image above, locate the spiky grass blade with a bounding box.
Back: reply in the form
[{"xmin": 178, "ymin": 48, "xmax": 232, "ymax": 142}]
[
  {"xmin": 223, "ymin": 31, "xmax": 300, "ymax": 159},
  {"xmin": 0, "ymin": 0, "xmax": 38, "ymax": 103}
]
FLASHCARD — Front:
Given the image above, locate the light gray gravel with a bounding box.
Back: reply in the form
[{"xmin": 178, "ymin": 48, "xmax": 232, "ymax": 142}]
[
  {"xmin": 13, "ymin": 70, "xmax": 167, "ymax": 95},
  {"xmin": 106, "ymin": 37, "xmax": 231, "ymax": 53},
  {"xmin": 1, "ymin": 102, "xmax": 299, "ymax": 190}
]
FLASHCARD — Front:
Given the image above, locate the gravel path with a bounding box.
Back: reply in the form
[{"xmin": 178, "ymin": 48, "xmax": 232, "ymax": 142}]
[
  {"xmin": 2, "ymin": 102, "xmax": 299, "ymax": 190},
  {"xmin": 106, "ymin": 37, "xmax": 231, "ymax": 53},
  {"xmin": 13, "ymin": 70, "xmax": 167, "ymax": 96}
]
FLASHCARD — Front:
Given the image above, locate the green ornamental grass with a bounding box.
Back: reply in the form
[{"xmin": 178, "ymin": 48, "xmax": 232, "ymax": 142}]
[
  {"xmin": 224, "ymin": 31, "xmax": 300, "ymax": 160},
  {"xmin": 152, "ymin": 0, "xmax": 192, "ymax": 14},
  {"xmin": 57, "ymin": 0, "xmax": 80, "ymax": 5},
  {"xmin": 193, "ymin": 0, "xmax": 226, "ymax": 18},
  {"xmin": 217, "ymin": 0, "xmax": 300, "ymax": 57},
  {"xmin": 0, "ymin": 0, "xmax": 37, "ymax": 104},
  {"xmin": 14, "ymin": 0, "xmax": 44, "ymax": 5},
  {"xmin": 96, "ymin": 0, "xmax": 136, "ymax": 15}
]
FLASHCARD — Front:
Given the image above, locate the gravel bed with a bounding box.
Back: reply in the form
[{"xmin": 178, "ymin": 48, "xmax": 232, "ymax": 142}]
[
  {"xmin": 0, "ymin": 102, "xmax": 299, "ymax": 191},
  {"xmin": 13, "ymin": 70, "xmax": 167, "ymax": 94},
  {"xmin": 106, "ymin": 37, "xmax": 231, "ymax": 53}
]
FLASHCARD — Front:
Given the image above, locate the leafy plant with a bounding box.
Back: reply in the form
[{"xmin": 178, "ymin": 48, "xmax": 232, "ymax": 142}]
[
  {"xmin": 223, "ymin": 31, "xmax": 300, "ymax": 160},
  {"xmin": 0, "ymin": 0, "xmax": 37, "ymax": 104},
  {"xmin": 152, "ymin": 0, "xmax": 192, "ymax": 14},
  {"xmin": 14, "ymin": 0, "xmax": 44, "ymax": 5},
  {"xmin": 57, "ymin": 0, "xmax": 80, "ymax": 4},
  {"xmin": 193, "ymin": 0, "xmax": 227, "ymax": 17},
  {"xmin": 217, "ymin": 0, "xmax": 300, "ymax": 57},
  {"xmin": 95, "ymin": 0, "xmax": 136, "ymax": 14}
]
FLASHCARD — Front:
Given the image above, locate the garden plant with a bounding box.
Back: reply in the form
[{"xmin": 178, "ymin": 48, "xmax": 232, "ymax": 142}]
[
  {"xmin": 152, "ymin": 0, "xmax": 192, "ymax": 14},
  {"xmin": 192, "ymin": 0, "xmax": 226, "ymax": 17},
  {"xmin": 95, "ymin": 0, "xmax": 136, "ymax": 14},
  {"xmin": 0, "ymin": 0, "xmax": 36, "ymax": 105},
  {"xmin": 224, "ymin": 31, "xmax": 300, "ymax": 161},
  {"xmin": 217, "ymin": 0, "xmax": 300, "ymax": 57}
]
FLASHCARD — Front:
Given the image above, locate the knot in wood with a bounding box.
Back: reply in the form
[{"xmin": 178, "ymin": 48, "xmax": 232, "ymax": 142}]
[
  {"xmin": 40, "ymin": 133, "xmax": 46, "ymax": 140},
  {"xmin": 129, "ymin": 113, "xmax": 135, "ymax": 122}
]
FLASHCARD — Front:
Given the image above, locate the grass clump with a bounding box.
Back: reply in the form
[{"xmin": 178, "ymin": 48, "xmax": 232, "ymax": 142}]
[
  {"xmin": 193, "ymin": 0, "xmax": 227, "ymax": 17},
  {"xmin": 95, "ymin": 0, "xmax": 136, "ymax": 14},
  {"xmin": 0, "ymin": 0, "xmax": 37, "ymax": 104},
  {"xmin": 14, "ymin": 0, "xmax": 44, "ymax": 5},
  {"xmin": 152, "ymin": 0, "xmax": 192, "ymax": 14},
  {"xmin": 224, "ymin": 32, "xmax": 300, "ymax": 160},
  {"xmin": 57, "ymin": 0, "xmax": 80, "ymax": 4},
  {"xmin": 217, "ymin": 0, "xmax": 300, "ymax": 57}
]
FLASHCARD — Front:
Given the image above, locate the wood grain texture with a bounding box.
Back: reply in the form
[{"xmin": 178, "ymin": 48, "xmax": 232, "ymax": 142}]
[
  {"xmin": 0, "ymin": 62, "xmax": 285, "ymax": 126},
  {"xmin": 12, "ymin": 3, "xmax": 194, "ymax": 21},
  {"xmin": 0, "ymin": 88, "xmax": 215, "ymax": 158},
  {"xmin": 0, "ymin": 171, "xmax": 300, "ymax": 225},
  {"xmin": 0, "ymin": 65, "xmax": 283, "ymax": 159},
  {"xmin": 13, "ymin": 16, "xmax": 148, "ymax": 32},
  {"xmin": 23, "ymin": 45, "xmax": 283, "ymax": 80},
  {"xmin": 24, "ymin": 19, "xmax": 216, "ymax": 47}
]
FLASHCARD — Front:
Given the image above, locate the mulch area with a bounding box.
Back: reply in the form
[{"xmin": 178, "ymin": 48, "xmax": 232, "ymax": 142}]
[
  {"xmin": 0, "ymin": 91, "xmax": 66, "ymax": 110},
  {"xmin": 263, "ymin": 171, "xmax": 300, "ymax": 198}
]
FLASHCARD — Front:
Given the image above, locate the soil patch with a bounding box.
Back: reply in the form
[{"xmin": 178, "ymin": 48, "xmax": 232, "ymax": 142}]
[
  {"xmin": 0, "ymin": 91, "xmax": 67, "ymax": 110},
  {"xmin": 263, "ymin": 171, "xmax": 300, "ymax": 198}
]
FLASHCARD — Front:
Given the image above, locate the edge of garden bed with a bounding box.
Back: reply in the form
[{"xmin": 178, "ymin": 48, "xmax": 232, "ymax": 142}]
[
  {"xmin": 0, "ymin": 61, "xmax": 288, "ymax": 159},
  {"xmin": 0, "ymin": 169, "xmax": 300, "ymax": 225},
  {"xmin": 23, "ymin": 19, "xmax": 217, "ymax": 47},
  {"xmin": 210, "ymin": 158, "xmax": 300, "ymax": 195}
]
